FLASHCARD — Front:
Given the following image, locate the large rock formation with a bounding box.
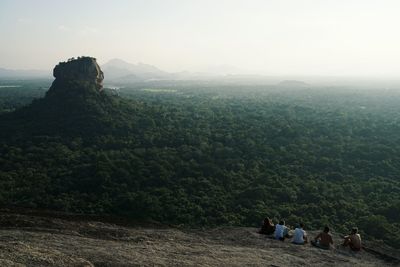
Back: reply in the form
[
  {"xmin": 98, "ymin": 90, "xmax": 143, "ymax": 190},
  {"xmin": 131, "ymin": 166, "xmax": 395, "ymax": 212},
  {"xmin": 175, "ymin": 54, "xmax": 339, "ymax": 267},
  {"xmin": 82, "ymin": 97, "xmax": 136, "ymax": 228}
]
[
  {"xmin": 47, "ymin": 57, "xmax": 104, "ymax": 97},
  {"xmin": 0, "ymin": 56, "xmax": 118, "ymax": 138}
]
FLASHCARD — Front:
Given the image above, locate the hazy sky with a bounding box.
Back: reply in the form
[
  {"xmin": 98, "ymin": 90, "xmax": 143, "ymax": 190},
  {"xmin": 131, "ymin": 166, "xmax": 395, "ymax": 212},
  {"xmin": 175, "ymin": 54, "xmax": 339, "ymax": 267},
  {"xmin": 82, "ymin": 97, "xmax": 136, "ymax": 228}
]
[{"xmin": 1, "ymin": 0, "xmax": 400, "ymax": 76}]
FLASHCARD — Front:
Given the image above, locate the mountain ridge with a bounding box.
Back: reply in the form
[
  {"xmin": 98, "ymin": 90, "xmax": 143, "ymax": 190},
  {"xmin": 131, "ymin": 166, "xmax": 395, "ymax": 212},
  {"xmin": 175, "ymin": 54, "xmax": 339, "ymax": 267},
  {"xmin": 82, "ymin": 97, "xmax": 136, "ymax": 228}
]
[{"xmin": 101, "ymin": 58, "xmax": 170, "ymax": 81}]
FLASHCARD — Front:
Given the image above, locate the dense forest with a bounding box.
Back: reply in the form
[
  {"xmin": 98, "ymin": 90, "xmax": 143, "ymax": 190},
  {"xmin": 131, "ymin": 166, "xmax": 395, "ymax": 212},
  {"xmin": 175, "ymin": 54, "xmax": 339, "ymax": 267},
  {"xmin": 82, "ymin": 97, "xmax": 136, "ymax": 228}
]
[{"xmin": 0, "ymin": 79, "xmax": 399, "ymax": 248}]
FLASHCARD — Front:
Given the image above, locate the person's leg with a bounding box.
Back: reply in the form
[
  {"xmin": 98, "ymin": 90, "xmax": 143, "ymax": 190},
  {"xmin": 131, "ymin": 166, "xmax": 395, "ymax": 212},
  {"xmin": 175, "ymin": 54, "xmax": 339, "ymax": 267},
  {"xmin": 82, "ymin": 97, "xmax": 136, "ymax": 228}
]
[
  {"xmin": 349, "ymin": 243, "xmax": 361, "ymax": 251},
  {"xmin": 319, "ymin": 244, "xmax": 330, "ymax": 250},
  {"xmin": 283, "ymin": 228, "xmax": 292, "ymax": 238},
  {"xmin": 266, "ymin": 227, "xmax": 274, "ymax": 235},
  {"xmin": 311, "ymin": 240, "xmax": 330, "ymax": 250},
  {"xmin": 280, "ymin": 227, "xmax": 290, "ymax": 240},
  {"xmin": 259, "ymin": 226, "xmax": 267, "ymax": 234}
]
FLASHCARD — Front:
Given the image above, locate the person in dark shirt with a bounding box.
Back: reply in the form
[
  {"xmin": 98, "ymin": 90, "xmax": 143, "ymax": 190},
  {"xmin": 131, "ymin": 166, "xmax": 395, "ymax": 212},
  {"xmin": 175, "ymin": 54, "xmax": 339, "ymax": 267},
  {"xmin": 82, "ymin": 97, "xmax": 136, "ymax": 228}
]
[{"xmin": 259, "ymin": 217, "xmax": 275, "ymax": 235}]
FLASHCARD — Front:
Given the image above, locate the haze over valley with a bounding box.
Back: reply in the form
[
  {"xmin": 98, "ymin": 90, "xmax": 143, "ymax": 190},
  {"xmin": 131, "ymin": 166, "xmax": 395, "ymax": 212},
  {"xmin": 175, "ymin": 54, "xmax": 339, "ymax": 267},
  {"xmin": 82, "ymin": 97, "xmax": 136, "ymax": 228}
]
[{"xmin": 0, "ymin": 1, "xmax": 400, "ymax": 266}]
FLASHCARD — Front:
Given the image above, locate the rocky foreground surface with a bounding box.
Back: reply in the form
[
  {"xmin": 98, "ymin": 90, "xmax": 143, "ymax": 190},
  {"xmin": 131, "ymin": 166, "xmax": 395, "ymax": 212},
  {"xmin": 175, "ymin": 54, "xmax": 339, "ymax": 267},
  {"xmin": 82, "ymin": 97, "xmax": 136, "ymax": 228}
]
[{"xmin": 0, "ymin": 210, "xmax": 398, "ymax": 267}]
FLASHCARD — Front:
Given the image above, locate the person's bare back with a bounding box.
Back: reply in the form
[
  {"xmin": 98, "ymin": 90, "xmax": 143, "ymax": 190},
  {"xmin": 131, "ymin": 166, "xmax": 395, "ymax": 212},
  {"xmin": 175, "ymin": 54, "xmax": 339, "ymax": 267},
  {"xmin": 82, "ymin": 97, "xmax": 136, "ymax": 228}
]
[
  {"xmin": 343, "ymin": 227, "xmax": 362, "ymax": 251},
  {"xmin": 349, "ymin": 233, "xmax": 361, "ymax": 249},
  {"xmin": 312, "ymin": 226, "xmax": 333, "ymax": 249},
  {"xmin": 317, "ymin": 232, "xmax": 333, "ymax": 247}
]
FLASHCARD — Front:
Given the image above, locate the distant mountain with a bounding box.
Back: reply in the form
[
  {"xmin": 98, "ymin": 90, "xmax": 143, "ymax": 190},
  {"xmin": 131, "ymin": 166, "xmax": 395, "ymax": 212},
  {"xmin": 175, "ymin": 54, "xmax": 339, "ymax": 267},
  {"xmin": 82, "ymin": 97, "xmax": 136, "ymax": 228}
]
[
  {"xmin": 101, "ymin": 59, "xmax": 253, "ymax": 82},
  {"xmin": 277, "ymin": 80, "xmax": 310, "ymax": 87},
  {"xmin": 193, "ymin": 64, "xmax": 246, "ymax": 76},
  {"xmin": 0, "ymin": 67, "xmax": 49, "ymax": 78},
  {"xmin": 102, "ymin": 59, "xmax": 171, "ymax": 81}
]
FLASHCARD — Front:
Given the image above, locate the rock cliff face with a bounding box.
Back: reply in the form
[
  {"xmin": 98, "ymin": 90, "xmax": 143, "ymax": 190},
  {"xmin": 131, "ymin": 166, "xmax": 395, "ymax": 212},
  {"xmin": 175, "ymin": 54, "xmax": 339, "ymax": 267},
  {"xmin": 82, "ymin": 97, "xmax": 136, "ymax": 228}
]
[{"xmin": 47, "ymin": 57, "xmax": 104, "ymax": 97}]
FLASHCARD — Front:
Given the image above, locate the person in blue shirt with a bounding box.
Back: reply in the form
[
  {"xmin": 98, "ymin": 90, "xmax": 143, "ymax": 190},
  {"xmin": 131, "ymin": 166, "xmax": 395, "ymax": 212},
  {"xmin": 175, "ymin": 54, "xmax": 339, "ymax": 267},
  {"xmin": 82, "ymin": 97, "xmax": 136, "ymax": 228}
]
[
  {"xmin": 292, "ymin": 223, "xmax": 308, "ymax": 245},
  {"xmin": 275, "ymin": 220, "xmax": 291, "ymax": 241}
]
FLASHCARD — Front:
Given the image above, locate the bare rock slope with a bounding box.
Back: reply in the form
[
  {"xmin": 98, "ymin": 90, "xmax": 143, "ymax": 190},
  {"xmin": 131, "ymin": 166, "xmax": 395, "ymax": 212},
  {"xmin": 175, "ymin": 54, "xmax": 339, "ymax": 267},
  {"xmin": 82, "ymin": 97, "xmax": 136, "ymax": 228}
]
[{"xmin": 0, "ymin": 211, "xmax": 398, "ymax": 267}]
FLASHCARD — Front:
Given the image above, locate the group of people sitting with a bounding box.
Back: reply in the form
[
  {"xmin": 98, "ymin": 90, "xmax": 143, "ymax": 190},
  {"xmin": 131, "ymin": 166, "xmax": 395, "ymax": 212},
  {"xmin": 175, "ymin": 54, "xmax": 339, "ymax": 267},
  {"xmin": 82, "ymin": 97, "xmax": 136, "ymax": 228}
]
[{"xmin": 259, "ymin": 217, "xmax": 362, "ymax": 251}]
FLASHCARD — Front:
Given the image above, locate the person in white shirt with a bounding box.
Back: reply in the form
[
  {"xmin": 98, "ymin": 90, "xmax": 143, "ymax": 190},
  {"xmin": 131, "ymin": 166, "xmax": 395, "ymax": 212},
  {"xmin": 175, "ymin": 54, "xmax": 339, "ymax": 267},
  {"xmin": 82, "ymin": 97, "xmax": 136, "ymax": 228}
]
[
  {"xmin": 274, "ymin": 220, "xmax": 289, "ymax": 241},
  {"xmin": 292, "ymin": 223, "xmax": 308, "ymax": 245}
]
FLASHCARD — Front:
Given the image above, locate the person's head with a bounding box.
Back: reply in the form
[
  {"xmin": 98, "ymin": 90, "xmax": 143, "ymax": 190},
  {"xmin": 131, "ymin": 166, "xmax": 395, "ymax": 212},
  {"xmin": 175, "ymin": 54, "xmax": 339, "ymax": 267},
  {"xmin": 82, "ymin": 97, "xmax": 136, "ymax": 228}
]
[
  {"xmin": 324, "ymin": 226, "xmax": 330, "ymax": 233},
  {"xmin": 351, "ymin": 227, "xmax": 358, "ymax": 234},
  {"xmin": 279, "ymin": 220, "xmax": 285, "ymax": 225},
  {"xmin": 299, "ymin": 223, "xmax": 304, "ymax": 228}
]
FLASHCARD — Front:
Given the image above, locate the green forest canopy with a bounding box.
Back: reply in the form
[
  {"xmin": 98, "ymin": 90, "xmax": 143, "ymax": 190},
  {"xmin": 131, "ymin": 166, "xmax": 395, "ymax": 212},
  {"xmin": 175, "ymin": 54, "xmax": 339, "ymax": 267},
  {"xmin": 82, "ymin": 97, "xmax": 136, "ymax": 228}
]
[{"xmin": 0, "ymin": 80, "xmax": 399, "ymax": 248}]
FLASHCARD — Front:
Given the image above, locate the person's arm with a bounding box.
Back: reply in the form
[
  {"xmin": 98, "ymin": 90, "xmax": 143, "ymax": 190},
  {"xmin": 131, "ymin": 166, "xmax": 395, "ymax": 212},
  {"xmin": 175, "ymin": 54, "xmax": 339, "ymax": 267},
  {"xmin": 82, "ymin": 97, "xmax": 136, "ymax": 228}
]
[
  {"xmin": 329, "ymin": 235, "xmax": 333, "ymax": 245},
  {"xmin": 314, "ymin": 233, "xmax": 321, "ymax": 241}
]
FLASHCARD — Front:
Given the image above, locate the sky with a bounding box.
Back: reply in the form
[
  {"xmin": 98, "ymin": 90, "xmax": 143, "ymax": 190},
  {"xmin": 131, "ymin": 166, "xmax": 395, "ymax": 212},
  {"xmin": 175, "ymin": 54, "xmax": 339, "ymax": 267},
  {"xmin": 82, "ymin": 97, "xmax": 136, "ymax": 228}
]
[{"xmin": 1, "ymin": 0, "xmax": 400, "ymax": 76}]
